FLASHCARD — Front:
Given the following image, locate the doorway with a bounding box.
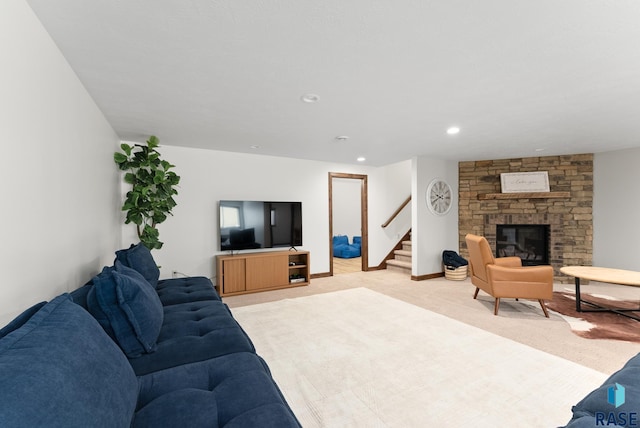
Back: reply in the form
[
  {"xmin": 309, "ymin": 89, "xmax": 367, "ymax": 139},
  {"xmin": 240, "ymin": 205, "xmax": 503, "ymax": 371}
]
[{"xmin": 328, "ymin": 172, "xmax": 368, "ymax": 276}]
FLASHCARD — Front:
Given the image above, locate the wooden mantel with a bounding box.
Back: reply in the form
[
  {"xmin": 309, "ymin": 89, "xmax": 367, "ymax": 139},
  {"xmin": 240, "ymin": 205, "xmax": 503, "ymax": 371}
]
[{"xmin": 477, "ymin": 191, "xmax": 570, "ymax": 200}]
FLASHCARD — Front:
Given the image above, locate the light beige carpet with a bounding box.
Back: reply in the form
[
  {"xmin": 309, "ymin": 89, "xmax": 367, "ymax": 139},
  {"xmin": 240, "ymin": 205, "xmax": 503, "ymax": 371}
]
[{"xmin": 232, "ymin": 287, "xmax": 608, "ymax": 427}]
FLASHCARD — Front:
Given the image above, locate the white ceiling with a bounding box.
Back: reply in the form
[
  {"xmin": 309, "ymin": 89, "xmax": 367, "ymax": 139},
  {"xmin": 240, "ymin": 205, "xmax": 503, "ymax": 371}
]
[{"xmin": 26, "ymin": 0, "xmax": 640, "ymax": 166}]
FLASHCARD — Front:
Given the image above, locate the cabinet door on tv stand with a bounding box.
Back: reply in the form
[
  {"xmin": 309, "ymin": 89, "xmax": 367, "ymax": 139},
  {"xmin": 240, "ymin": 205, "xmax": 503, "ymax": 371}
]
[
  {"xmin": 246, "ymin": 254, "xmax": 289, "ymax": 290},
  {"xmin": 222, "ymin": 258, "xmax": 246, "ymax": 294}
]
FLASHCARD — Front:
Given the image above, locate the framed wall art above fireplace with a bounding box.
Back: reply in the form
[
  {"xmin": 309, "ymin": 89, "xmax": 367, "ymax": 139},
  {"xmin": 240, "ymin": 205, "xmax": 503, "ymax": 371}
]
[{"xmin": 500, "ymin": 171, "xmax": 550, "ymax": 193}]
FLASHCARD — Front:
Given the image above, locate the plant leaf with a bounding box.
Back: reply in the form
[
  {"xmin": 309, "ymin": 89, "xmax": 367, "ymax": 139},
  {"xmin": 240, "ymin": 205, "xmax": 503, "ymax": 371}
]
[
  {"xmin": 123, "ymin": 172, "xmax": 136, "ymax": 184},
  {"xmin": 120, "ymin": 143, "xmax": 132, "ymax": 156},
  {"xmin": 114, "ymin": 152, "xmax": 128, "ymax": 164},
  {"xmin": 147, "ymin": 136, "xmax": 160, "ymax": 149}
]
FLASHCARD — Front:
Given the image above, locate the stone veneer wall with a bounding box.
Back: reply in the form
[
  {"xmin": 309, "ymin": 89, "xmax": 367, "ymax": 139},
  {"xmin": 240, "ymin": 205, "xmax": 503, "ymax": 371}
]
[{"xmin": 458, "ymin": 154, "xmax": 593, "ymax": 281}]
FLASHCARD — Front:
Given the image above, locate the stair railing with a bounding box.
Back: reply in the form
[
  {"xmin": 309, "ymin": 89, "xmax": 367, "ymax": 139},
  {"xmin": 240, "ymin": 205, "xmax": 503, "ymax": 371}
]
[{"xmin": 381, "ymin": 196, "xmax": 411, "ymax": 228}]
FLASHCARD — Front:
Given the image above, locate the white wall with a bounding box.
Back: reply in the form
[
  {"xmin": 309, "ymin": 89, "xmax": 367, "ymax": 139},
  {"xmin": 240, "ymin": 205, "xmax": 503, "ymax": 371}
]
[
  {"xmin": 0, "ymin": 0, "xmax": 122, "ymax": 325},
  {"xmin": 412, "ymin": 156, "xmax": 459, "ymax": 276},
  {"xmin": 367, "ymin": 159, "xmax": 413, "ymax": 264},
  {"xmin": 332, "ymin": 178, "xmax": 362, "ymax": 240},
  {"xmin": 593, "ymin": 148, "xmax": 640, "ymax": 270},
  {"xmin": 126, "ymin": 145, "xmax": 412, "ymax": 282}
]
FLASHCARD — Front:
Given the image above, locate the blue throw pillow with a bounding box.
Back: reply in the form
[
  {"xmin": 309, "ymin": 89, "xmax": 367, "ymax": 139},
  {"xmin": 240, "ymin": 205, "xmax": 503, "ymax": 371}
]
[
  {"xmin": 116, "ymin": 260, "xmax": 156, "ymax": 289},
  {"xmin": 88, "ymin": 264, "xmax": 163, "ymax": 358},
  {"xmin": 0, "ymin": 294, "xmax": 138, "ymax": 427},
  {"xmin": 69, "ymin": 279, "xmax": 94, "ymax": 309},
  {"xmin": 115, "ymin": 242, "xmax": 160, "ymax": 288},
  {"xmin": 0, "ymin": 301, "xmax": 46, "ymax": 339}
]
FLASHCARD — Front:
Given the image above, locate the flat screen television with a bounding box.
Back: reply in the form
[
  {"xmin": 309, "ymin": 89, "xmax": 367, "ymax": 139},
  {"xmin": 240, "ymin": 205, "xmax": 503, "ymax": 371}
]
[{"xmin": 219, "ymin": 200, "xmax": 302, "ymax": 251}]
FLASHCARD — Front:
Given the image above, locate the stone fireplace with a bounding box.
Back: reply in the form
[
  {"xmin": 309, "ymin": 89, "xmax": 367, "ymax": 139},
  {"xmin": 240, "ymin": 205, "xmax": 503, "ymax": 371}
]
[{"xmin": 458, "ymin": 154, "xmax": 593, "ymax": 281}]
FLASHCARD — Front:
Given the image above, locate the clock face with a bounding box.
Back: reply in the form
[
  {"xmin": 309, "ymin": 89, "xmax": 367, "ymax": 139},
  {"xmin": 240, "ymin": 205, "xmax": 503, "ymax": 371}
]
[{"xmin": 426, "ymin": 179, "xmax": 452, "ymax": 215}]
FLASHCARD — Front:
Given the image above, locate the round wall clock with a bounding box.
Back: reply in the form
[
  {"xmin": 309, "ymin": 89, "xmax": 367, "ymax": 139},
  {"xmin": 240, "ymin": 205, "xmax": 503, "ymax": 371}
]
[{"xmin": 426, "ymin": 178, "xmax": 452, "ymax": 216}]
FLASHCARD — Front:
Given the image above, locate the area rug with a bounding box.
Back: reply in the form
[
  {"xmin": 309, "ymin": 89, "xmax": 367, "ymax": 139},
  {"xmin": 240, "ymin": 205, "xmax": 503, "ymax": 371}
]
[
  {"xmin": 546, "ymin": 291, "xmax": 640, "ymax": 343},
  {"xmin": 231, "ymin": 288, "xmax": 607, "ymax": 427}
]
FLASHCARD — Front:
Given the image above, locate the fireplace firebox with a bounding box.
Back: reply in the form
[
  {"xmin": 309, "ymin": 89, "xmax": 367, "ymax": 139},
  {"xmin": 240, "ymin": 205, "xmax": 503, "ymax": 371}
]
[{"xmin": 496, "ymin": 224, "xmax": 549, "ymax": 266}]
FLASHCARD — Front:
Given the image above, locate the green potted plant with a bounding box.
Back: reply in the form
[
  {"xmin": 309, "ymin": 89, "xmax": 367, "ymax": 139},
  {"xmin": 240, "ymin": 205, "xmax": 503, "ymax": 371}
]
[{"xmin": 113, "ymin": 136, "xmax": 180, "ymax": 250}]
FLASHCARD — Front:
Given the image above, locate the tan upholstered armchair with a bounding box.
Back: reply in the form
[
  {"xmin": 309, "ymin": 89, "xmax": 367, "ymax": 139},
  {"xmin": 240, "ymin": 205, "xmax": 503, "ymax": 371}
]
[{"xmin": 465, "ymin": 234, "xmax": 553, "ymax": 317}]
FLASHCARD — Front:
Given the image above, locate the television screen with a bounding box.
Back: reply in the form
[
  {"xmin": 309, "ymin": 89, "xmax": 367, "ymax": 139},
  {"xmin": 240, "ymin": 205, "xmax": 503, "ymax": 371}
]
[{"xmin": 219, "ymin": 201, "xmax": 302, "ymax": 251}]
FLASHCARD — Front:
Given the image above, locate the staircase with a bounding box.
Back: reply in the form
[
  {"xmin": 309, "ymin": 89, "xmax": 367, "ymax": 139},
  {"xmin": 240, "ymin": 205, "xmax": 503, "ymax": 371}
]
[{"xmin": 386, "ymin": 236, "xmax": 412, "ymax": 275}]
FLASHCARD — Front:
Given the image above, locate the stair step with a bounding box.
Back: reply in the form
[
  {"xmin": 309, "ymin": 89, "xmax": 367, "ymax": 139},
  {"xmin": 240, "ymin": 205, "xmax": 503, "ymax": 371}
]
[
  {"xmin": 387, "ymin": 265, "xmax": 410, "ymax": 274},
  {"xmin": 387, "ymin": 259, "xmax": 411, "ymax": 268},
  {"xmin": 386, "ymin": 259, "xmax": 412, "ymax": 274},
  {"xmin": 393, "ymin": 249, "xmax": 412, "ymax": 263},
  {"xmin": 387, "ymin": 260, "xmax": 411, "ymax": 275}
]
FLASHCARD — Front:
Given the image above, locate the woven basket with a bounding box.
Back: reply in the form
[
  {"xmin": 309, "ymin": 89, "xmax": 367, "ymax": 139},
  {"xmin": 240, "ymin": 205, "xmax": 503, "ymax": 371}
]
[{"xmin": 444, "ymin": 265, "xmax": 468, "ymax": 281}]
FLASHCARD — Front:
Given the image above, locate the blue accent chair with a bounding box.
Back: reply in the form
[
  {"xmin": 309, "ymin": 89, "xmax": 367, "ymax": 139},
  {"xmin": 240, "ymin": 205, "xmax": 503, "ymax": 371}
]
[{"xmin": 333, "ymin": 235, "xmax": 361, "ymax": 258}]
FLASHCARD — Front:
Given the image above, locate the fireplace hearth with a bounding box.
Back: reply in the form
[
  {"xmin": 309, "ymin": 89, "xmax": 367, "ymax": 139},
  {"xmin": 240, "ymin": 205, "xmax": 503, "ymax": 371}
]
[{"xmin": 496, "ymin": 224, "xmax": 549, "ymax": 266}]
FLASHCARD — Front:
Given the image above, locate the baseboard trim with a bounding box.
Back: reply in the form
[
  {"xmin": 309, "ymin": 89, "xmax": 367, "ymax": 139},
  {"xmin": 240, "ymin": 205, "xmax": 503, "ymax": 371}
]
[
  {"xmin": 314, "ymin": 270, "xmax": 445, "ymax": 281},
  {"xmin": 311, "ymin": 272, "xmax": 332, "ymax": 279},
  {"xmin": 411, "ymin": 272, "xmax": 445, "ymax": 281}
]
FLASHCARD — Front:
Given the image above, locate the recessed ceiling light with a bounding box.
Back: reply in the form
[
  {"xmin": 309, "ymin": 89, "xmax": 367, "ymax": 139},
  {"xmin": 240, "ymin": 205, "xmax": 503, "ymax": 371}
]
[
  {"xmin": 250, "ymin": 145, "xmax": 260, "ymax": 149},
  {"xmin": 357, "ymin": 157, "xmax": 366, "ymax": 162},
  {"xmin": 446, "ymin": 126, "xmax": 460, "ymax": 135},
  {"xmin": 335, "ymin": 136, "xmax": 349, "ymax": 142},
  {"xmin": 301, "ymin": 93, "xmax": 320, "ymax": 103},
  {"xmin": 535, "ymin": 148, "xmax": 545, "ymax": 152}
]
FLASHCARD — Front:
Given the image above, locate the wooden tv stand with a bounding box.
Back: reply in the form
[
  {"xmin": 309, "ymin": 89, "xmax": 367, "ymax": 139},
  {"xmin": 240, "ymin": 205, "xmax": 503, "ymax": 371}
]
[{"xmin": 216, "ymin": 250, "xmax": 310, "ymax": 297}]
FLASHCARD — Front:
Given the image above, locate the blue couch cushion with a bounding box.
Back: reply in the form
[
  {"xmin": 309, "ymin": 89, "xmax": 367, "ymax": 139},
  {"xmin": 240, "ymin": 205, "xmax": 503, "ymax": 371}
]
[
  {"xmin": 0, "ymin": 301, "xmax": 46, "ymax": 339},
  {"xmin": 133, "ymin": 389, "xmax": 219, "ymax": 428},
  {"xmin": 334, "ymin": 245, "xmax": 361, "ymax": 258},
  {"xmin": 156, "ymin": 276, "xmax": 221, "ymax": 306},
  {"xmin": 332, "ymin": 235, "xmax": 349, "ymax": 247},
  {"xmin": 563, "ymin": 352, "xmax": 640, "ymax": 427},
  {"xmin": 87, "ymin": 263, "xmax": 164, "ymax": 358},
  {"xmin": 115, "ymin": 242, "xmax": 160, "ymax": 288},
  {"xmin": 0, "ymin": 294, "xmax": 138, "ymax": 427},
  {"xmin": 136, "ymin": 352, "xmax": 301, "ymax": 427},
  {"xmin": 128, "ymin": 300, "xmax": 255, "ymax": 376}
]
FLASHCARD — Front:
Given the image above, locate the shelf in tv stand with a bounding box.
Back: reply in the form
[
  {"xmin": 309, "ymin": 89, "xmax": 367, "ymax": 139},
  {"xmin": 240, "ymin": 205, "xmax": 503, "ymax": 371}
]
[{"xmin": 216, "ymin": 250, "xmax": 310, "ymax": 297}]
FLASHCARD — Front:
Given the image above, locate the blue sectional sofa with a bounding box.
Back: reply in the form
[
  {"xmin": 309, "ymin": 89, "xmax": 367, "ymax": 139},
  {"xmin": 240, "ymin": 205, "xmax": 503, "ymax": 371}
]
[
  {"xmin": 0, "ymin": 243, "xmax": 301, "ymax": 428},
  {"xmin": 562, "ymin": 352, "xmax": 640, "ymax": 427}
]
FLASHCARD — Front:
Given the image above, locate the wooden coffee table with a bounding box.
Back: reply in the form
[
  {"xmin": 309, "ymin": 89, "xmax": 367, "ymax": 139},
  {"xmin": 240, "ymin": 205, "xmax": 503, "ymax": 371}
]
[{"xmin": 560, "ymin": 266, "xmax": 640, "ymax": 320}]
